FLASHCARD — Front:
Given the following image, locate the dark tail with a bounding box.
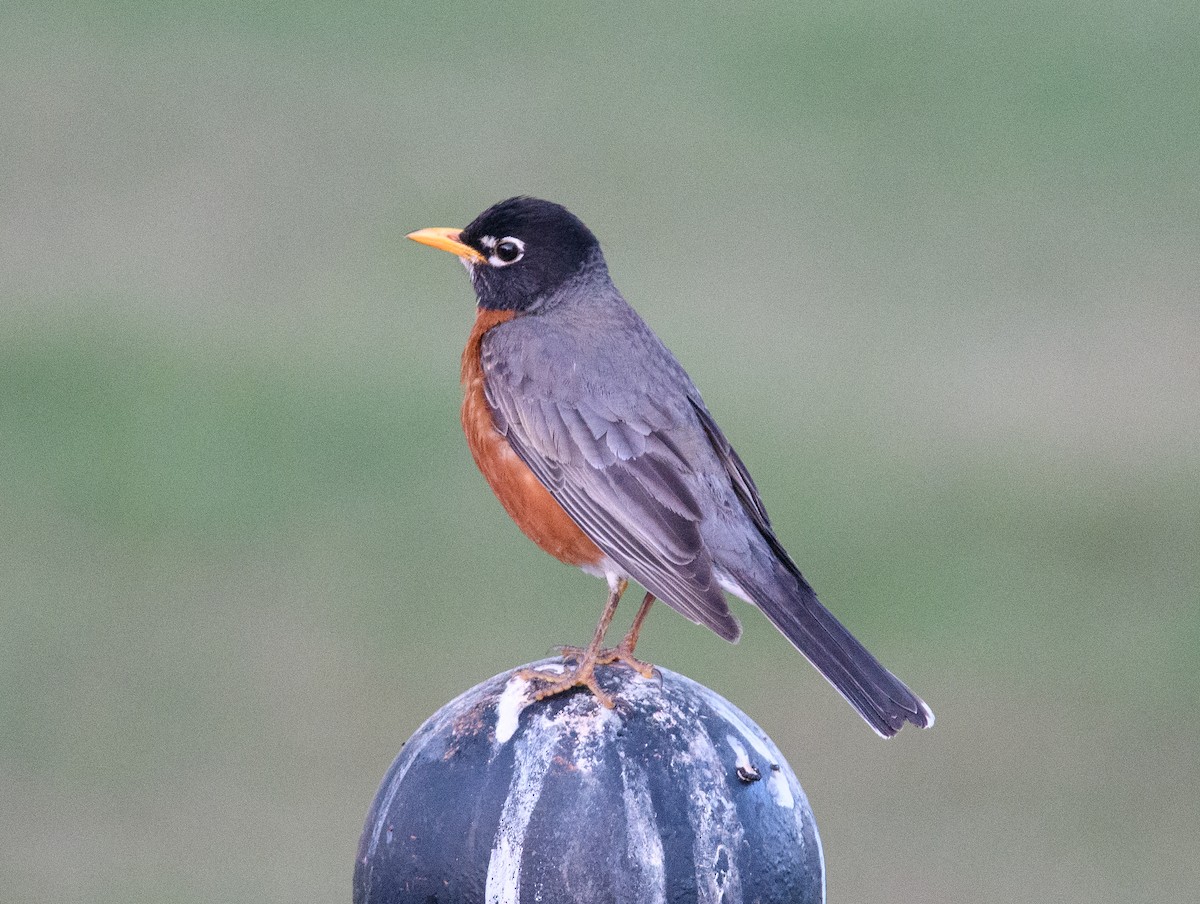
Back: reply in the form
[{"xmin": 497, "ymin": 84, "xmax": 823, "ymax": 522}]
[
  {"xmin": 746, "ymin": 559, "xmax": 934, "ymax": 738},
  {"xmin": 687, "ymin": 397, "xmax": 932, "ymax": 736}
]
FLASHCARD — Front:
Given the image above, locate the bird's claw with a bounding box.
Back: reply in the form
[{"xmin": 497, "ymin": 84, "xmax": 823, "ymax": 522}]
[
  {"xmin": 516, "ymin": 661, "xmax": 616, "ymax": 709},
  {"xmin": 552, "ymin": 643, "xmax": 657, "ymax": 681}
]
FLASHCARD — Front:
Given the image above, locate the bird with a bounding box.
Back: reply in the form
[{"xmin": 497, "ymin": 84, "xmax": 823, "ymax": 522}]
[{"xmin": 408, "ymin": 197, "xmax": 933, "ymax": 737}]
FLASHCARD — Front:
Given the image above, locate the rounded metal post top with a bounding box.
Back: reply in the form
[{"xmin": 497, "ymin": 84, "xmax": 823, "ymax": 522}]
[{"xmin": 355, "ymin": 659, "xmax": 824, "ymax": 904}]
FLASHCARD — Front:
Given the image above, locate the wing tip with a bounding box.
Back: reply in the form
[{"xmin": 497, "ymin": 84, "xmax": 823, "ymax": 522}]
[
  {"xmin": 867, "ymin": 694, "xmax": 935, "ymax": 740},
  {"xmin": 918, "ymin": 698, "xmax": 936, "ymax": 729}
]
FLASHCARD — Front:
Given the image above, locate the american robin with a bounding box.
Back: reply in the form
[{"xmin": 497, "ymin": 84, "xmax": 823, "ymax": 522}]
[{"xmin": 408, "ymin": 197, "xmax": 933, "ymax": 737}]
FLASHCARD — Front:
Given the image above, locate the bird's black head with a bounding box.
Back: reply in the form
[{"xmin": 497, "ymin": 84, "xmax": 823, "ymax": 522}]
[{"xmin": 410, "ymin": 197, "xmax": 606, "ymax": 313}]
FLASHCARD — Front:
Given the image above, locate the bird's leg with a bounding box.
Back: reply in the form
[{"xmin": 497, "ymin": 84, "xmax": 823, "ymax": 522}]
[
  {"xmin": 558, "ymin": 591, "xmax": 657, "ymax": 679},
  {"xmin": 518, "ymin": 578, "xmax": 628, "ymax": 708},
  {"xmin": 552, "ymin": 579, "xmax": 624, "ymax": 665},
  {"xmin": 593, "ymin": 593, "xmax": 656, "ymax": 679}
]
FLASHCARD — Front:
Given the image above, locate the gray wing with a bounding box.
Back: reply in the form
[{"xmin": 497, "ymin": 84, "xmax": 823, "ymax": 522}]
[
  {"xmin": 687, "ymin": 397, "xmax": 792, "ymax": 563},
  {"xmin": 481, "ymin": 334, "xmax": 740, "ymax": 641}
]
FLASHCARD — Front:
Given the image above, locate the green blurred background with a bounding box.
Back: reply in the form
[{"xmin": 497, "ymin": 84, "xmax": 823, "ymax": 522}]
[{"xmin": 2, "ymin": 2, "xmax": 1197, "ymax": 901}]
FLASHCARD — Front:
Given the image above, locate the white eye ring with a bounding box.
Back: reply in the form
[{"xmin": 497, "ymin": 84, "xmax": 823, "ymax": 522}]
[{"xmin": 488, "ymin": 236, "xmax": 525, "ymax": 267}]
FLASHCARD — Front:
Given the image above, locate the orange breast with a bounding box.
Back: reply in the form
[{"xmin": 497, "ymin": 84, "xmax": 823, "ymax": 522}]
[{"xmin": 460, "ymin": 308, "xmax": 605, "ymax": 568}]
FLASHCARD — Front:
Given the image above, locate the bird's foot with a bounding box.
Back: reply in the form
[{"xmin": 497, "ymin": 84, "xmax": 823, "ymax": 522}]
[
  {"xmin": 556, "ymin": 641, "xmax": 657, "ymax": 681},
  {"xmin": 516, "ymin": 657, "xmax": 615, "ymax": 709},
  {"xmin": 520, "ymin": 583, "xmax": 655, "ymax": 708}
]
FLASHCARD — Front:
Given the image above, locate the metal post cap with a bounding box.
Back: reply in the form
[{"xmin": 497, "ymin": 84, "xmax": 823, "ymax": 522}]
[{"xmin": 355, "ymin": 659, "xmax": 824, "ymax": 904}]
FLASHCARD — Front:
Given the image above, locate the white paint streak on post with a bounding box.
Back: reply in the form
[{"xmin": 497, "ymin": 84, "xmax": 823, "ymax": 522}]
[
  {"xmin": 680, "ymin": 716, "xmax": 743, "ymax": 904},
  {"xmin": 621, "ymin": 756, "xmax": 667, "ymax": 904},
  {"xmin": 784, "ymin": 766, "xmax": 827, "ymax": 904},
  {"xmin": 485, "ymin": 712, "xmax": 558, "ymax": 904},
  {"xmin": 494, "ymin": 675, "xmax": 532, "ymax": 744},
  {"xmin": 707, "ymin": 696, "xmax": 794, "ymax": 809},
  {"xmin": 725, "ymin": 736, "xmax": 752, "ymax": 775}
]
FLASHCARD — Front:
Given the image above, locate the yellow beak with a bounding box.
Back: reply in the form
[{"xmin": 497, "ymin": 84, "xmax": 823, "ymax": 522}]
[{"xmin": 407, "ymin": 227, "xmax": 486, "ymax": 264}]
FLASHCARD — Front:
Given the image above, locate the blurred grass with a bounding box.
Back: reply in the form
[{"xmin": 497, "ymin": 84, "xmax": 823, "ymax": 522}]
[{"xmin": 2, "ymin": 2, "xmax": 1198, "ymax": 903}]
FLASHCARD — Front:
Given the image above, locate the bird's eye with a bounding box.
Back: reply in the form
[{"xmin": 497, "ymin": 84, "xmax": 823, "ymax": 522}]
[{"xmin": 490, "ymin": 237, "xmax": 524, "ymax": 267}]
